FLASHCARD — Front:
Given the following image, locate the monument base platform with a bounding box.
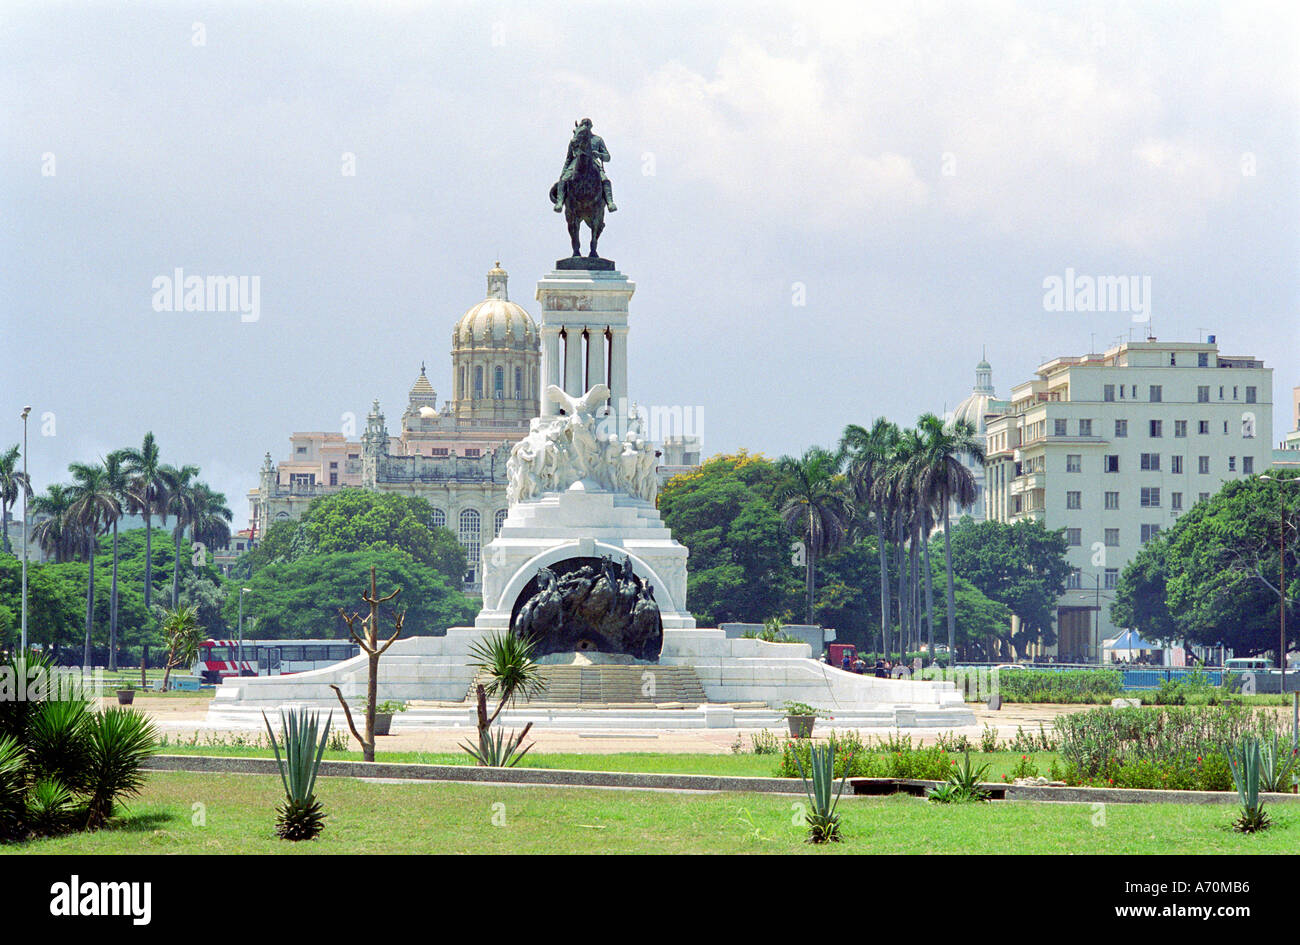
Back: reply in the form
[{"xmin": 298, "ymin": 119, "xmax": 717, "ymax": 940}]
[
  {"xmin": 555, "ymin": 256, "xmax": 615, "ymax": 271},
  {"xmin": 205, "ymin": 628, "xmax": 976, "ymax": 730}
]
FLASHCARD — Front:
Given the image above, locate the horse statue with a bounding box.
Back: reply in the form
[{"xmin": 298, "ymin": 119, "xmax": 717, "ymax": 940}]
[{"xmin": 549, "ymin": 118, "xmax": 616, "ymax": 259}]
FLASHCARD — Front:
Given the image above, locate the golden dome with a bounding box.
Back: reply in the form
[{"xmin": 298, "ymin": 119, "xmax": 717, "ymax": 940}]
[{"xmin": 453, "ymin": 264, "xmax": 537, "ymax": 350}]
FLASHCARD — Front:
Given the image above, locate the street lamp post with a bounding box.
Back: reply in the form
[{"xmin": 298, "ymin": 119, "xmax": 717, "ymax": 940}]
[
  {"xmin": 238, "ymin": 587, "xmax": 251, "ymax": 672},
  {"xmin": 20, "ymin": 406, "xmax": 30, "ymax": 653},
  {"xmin": 1260, "ymin": 474, "xmax": 1297, "ymax": 748}
]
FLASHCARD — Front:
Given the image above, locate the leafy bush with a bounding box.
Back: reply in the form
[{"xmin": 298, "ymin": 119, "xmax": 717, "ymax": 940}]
[
  {"xmin": 778, "ymin": 732, "xmax": 873, "ymax": 778},
  {"xmin": 929, "ymin": 749, "xmax": 991, "ymax": 803},
  {"xmin": 995, "ymin": 669, "xmax": 1123, "ymax": 703},
  {"xmin": 1054, "ymin": 705, "xmax": 1287, "ymax": 792}
]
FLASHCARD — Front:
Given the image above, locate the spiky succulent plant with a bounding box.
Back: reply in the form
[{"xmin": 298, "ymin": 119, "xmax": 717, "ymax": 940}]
[{"xmin": 264, "ymin": 709, "xmax": 332, "ymax": 842}]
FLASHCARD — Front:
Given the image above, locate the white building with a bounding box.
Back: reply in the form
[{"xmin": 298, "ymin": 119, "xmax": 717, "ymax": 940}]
[{"xmin": 984, "ymin": 339, "xmax": 1273, "ymax": 662}]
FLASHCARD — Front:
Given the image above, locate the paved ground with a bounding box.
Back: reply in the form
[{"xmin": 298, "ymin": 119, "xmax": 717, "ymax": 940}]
[{"xmin": 124, "ymin": 694, "xmax": 1101, "ymax": 754}]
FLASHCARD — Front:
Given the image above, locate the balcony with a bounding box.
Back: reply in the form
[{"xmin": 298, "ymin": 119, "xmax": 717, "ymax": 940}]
[{"xmin": 1009, "ymin": 471, "xmax": 1046, "ymax": 495}]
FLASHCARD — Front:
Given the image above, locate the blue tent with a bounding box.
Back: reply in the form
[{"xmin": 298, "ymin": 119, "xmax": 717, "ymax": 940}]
[{"xmin": 1107, "ymin": 629, "xmax": 1158, "ymax": 651}]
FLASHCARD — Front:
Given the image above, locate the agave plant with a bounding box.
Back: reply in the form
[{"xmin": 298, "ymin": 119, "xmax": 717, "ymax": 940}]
[
  {"xmin": 1257, "ymin": 733, "xmax": 1298, "ymax": 794},
  {"xmin": 25, "ymin": 779, "xmax": 78, "ymax": 836},
  {"xmin": 0, "ymin": 735, "xmax": 26, "ymax": 843},
  {"xmin": 931, "ymin": 748, "xmax": 992, "ymax": 803},
  {"xmin": 792, "ymin": 741, "xmax": 849, "ymax": 843},
  {"xmin": 462, "ymin": 726, "xmax": 535, "ymax": 768},
  {"xmin": 263, "ymin": 709, "xmax": 332, "ymax": 841},
  {"xmin": 1229, "ymin": 737, "xmax": 1272, "ymax": 833}
]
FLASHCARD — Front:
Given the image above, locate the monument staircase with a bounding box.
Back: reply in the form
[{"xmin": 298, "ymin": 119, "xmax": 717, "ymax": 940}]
[{"xmin": 467, "ymin": 664, "xmax": 708, "ymax": 705}]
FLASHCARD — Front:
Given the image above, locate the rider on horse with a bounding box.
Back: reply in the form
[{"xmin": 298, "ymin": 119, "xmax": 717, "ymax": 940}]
[{"xmin": 553, "ymin": 118, "xmax": 617, "ymax": 213}]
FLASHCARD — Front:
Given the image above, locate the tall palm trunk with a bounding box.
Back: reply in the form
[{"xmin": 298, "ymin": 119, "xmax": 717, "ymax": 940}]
[
  {"xmin": 922, "ymin": 529, "xmax": 936, "ymax": 663},
  {"xmin": 909, "ymin": 530, "xmax": 919, "ymax": 659},
  {"xmin": 804, "ymin": 510, "xmax": 816, "ymax": 625},
  {"xmin": 83, "ymin": 542, "xmax": 95, "ymax": 668},
  {"xmin": 894, "ymin": 515, "xmax": 906, "ymax": 662},
  {"xmin": 109, "ymin": 520, "xmax": 120, "ymax": 672},
  {"xmin": 875, "ymin": 512, "xmax": 889, "ymax": 659},
  {"xmin": 942, "ymin": 495, "xmax": 957, "ymax": 659},
  {"xmin": 1, "ymin": 498, "xmax": 9, "ymax": 553},
  {"xmin": 142, "ymin": 507, "xmax": 153, "ymax": 611},
  {"xmin": 172, "ymin": 524, "xmax": 183, "ymax": 608}
]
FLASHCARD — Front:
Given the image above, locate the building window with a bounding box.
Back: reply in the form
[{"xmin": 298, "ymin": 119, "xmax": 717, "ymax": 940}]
[
  {"xmin": 329, "ymin": 472, "xmax": 338, "ymax": 486},
  {"xmin": 515, "ymin": 367, "xmax": 524, "ymax": 399},
  {"xmin": 1104, "ymin": 455, "xmax": 1119, "ymax": 473},
  {"xmin": 1198, "ymin": 455, "xmax": 1210, "ymax": 474},
  {"xmin": 1140, "ymin": 487, "xmax": 1161, "ymax": 508},
  {"xmin": 494, "ymin": 366, "xmax": 505, "ymax": 399},
  {"xmin": 1065, "ymin": 528, "xmax": 1082, "ymax": 547},
  {"xmin": 1149, "ymin": 385, "xmax": 1162, "ymax": 403},
  {"xmin": 1174, "ymin": 420, "xmax": 1187, "ymax": 438},
  {"xmin": 1054, "ymin": 419, "xmax": 1067, "ymax": 437},
  {"xmin": 1066, "ymin": 491, "xmax": 1081, "ymax": 509},
  {"xmin": 1246, "ymin": 386, "xmax": 1257, "ymax": 404},
  {"xmin": 1104, "ymin": 528, "xmax": 1119, "ymax": 546},
  {"xmin": 1067, "ymin": 570, "xmax": 1082, "ymax": 590},
  {"xmin": 1066, "ymin": 454, "xmax": 1081, "ymax": 472},
  {"xmin": 493, "ymin": 508, "xmax": 508, "ymax": 537},
  {"xmin": 474, "ymin": 366, "xmax": 484, "ymax": 397},
  {"xmin": 1172, "ymin": 492, "xmax": 1183, "ymax": 511},
  {"xmin": 1103, "ymin": 384, "xmax": 1115, "ymax": 402},
  {"xmin": 458, "ymin": 508, "xmax": 482, "ymax": 583},
  {"xmin": 464, "ymin": 448, "xmax": 481, "ymax": 458},
  {"xmin": 1140, "ymin": 453, "xmax": 1160, "ymax": 471},
  {"xmin": 1242, "ymin": 417, "xmax": 1255, "ymax": 439},
  {"xmin": 1197, "ymin": 386, "xmax": 1209, "ymax": 403},
  {"xmin": 1105, "ymin": 568, "xmax": 1119, "ymax": 590},
  {"xmin": 1149, "ymin": 419, "xmax": 1162, "ymax": 438},
  {"xmin": 296, "ymin": 446, "xmax": 307, "ymax": 454},
  {"xmin": 1140, "ymin": 524, "xmax": 1161, "ymax": 543},
  {"xmin": 1115, "ymin": 419, "xmax": 1128, "ymax": 438},
  {"xmin": 431, "ymin": 447, "xmax": 449, "ymax": 457},
  {"xmin": 1243, "ymin": 456, "xmax": 1254, "ymax": 475},
  {"xmin": 1079, "ymin": 419, "xmax": 1092, "ymax": 436},
  {"xmin": 1171, "ymin": 455, "xmax": 1183, "ymax": 474},
  {"xmin": 1199, "ymin": 492, "xmax": 1210, "ymax": 503},
  {"xmin": 430, "ymin": 508, "xmax": 447, "ymax": 529},
  {"xmin": 1228, "ymin": 456, "xmax": 1236, "ymax": 472},
  {"xmin": 1198, "ymin": 352, "xmax": 1209, "ymax": 367},
  {"xmin": 1198, "ymin": 420, "xmax": 1209, "ymax": 435},
  {"xmin": 1104, "ymin": 491, "xmax": 1120, "ymax": 510}
]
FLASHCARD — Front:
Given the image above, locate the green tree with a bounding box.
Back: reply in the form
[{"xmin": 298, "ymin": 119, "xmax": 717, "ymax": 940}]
[
  {"xmin": 159, "ymin": 605, "xmax": 204, "ymax": 691},
  {"xmin": 775, "ymin": 448, "xmax": 851, "ymax": 625},
  {"xmin": 0, "ymin": 445, "xmax": 32, "ymax": 555},
  {"xmin": 1159, "ymin": 474, "xmax": 1299, "ymax": 658},
  {"xmin": 944, "ymin": 517, "xmax": 1071, "ymax": 655},
  {"xmin": 0, "ymin": 557, "xmax": 82, "ymax": 655},
  {"xmin": 657, "ymin": 453, "xmax": 794, "ymax": 624},
  {"xmin": 31, "ymin": 484, "xmax": 80, "ymax": 563},
  {"xmin": 102, "ymin": 450, "xmax": 130, "ymax": 671},
  {"xmin": 911, "ymin": 414, "xmax": 985, "ymax": 660},
  {"xmin": 1110, "ymin": 534, "xmax": 1179, "ymax": 643},
  {"xmin": 224, "ymin": 549, "xmax": 477, "ymax": 639},
  {"xmin": 121, "ymin": 433, "xmax": 170, "ymax": 613},
  {"xmin": 161, "ymin": 463, "xmax": 200, "ymax": 609},
  {"xmin": 67, "ymin": 463, "xmax": 120, "ymax": 668},
  {"xmin": 840, "ymin": 419, "xmax": 901, "ymax": 659}
]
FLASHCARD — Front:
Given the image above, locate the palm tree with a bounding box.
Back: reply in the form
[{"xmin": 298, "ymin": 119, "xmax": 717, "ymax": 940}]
[
  {"xmin": 31, "ymin": 484, "xmax": 80, "ymax": 563},
  {"xmin": 161, "ymin": 464, "xmax": 200, "ymax": 608},
  {"xmin": 775, "ymin": 447, "xmax": 851, "ymax": 626},
  {"xmin": 912, "ymin": 414, "xmax": 986, "ymax": 661},
  {"xmin": 159, "ymin": 605, "xmax": 204, "ymax": 692},
  {"xmin": 102, "ymin": 451, "xmax": 130, "ymax": 671},
  {"xmin": 0, "ymin": 445, "xmax": 32, "ymax": 555},
  {"xmin": 121, "ymin": 433, "xmax": 169, "ymax": 612},
  {"xmin": 874, "ymin": 428, "xmax": 921, "ymax": 660},
  {"xmin": 68, "ymin": 463, "xmax": 121, "ymax": 668},
  {"xmin": 840, "ymin": 419, "xmax": 899, "ymax": 661},
  {"xmin": 189, "ymin": 482, "xmax": 233, "ymax": 562}
]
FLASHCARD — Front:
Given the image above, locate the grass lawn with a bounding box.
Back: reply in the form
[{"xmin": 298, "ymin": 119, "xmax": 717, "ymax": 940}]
[
  {"xmin": 151, "ymin": 745, "xmax": 1063, "ymax": 781},
  {"xmin": 4, "ymin": 770, "xmax": 1290, "ymax": 854}
]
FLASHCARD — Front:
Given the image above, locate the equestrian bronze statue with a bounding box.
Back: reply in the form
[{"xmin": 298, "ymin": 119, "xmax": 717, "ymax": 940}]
[{"xmin": 550, "ymin": 118, "xmax": 617, "ymax": 260}]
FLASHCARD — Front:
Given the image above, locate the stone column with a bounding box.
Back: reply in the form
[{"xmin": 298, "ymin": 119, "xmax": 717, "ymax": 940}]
[
  {"xmin": 540, "ymin": 327, "xmax": 562, "ymax": 415},
  {"xmin": 563, "ymin": 328, "xmax": 584, "ymax": 398},
  {"xmin": 586, "ymin": 327, "xmax": 607, "ymax": 392},
  {"xmin": 608, "ymin": 327, "xmax": 629, "ymax": 415}
]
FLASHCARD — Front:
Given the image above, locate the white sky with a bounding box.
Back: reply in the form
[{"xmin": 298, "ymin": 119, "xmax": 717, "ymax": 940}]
[{"xmin": 3, "ymin": 0, "xmax": 1298, "ymax": 524}]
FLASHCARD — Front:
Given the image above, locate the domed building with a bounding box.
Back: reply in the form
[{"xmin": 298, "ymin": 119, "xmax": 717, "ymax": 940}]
[
  {"xmin": 450, "ymin": 264, "xmax": 540, "ymax": 424},
  {"xmin": 250, "ymin": 263, "xmax": 542, "ymax": 592},
  {"xmin": 945, "ymin": 354, "xmax": 1004, "ymax": 523}
]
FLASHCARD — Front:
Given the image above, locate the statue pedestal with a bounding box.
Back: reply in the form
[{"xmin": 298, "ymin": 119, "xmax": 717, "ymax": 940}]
[
  {"xmin": 536, "ymin": 268, "xmax": 634, "ymax": 430},
  {"xmin": 475, "ymin": 485, "xmax": 696, "ymax": 635}
]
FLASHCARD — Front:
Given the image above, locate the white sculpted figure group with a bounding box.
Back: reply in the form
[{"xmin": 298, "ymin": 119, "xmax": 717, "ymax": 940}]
[{"xmin": 507, "ymin": 384, "xmax": 659, "ymax": 505}]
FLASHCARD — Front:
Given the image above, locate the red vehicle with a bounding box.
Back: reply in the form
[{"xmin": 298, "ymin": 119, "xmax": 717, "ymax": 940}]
[
  {"xmin": 193, "ymin": 639, "xmax": 360, "ymax": 684},
  {"xmin": 828, "ymin": 644, "xmax": 857, "ymax": 668}
]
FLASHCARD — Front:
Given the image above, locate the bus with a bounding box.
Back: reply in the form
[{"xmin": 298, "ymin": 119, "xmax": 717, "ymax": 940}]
[{"xmin": 194, "ymin": 639, "xmax": 361, "ymax": 683}]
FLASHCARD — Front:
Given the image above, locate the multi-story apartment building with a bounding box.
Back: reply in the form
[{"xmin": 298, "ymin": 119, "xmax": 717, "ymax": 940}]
[{"xmin": 984, "ymin": 340, "xmax": 1273, "ymax": 662}]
